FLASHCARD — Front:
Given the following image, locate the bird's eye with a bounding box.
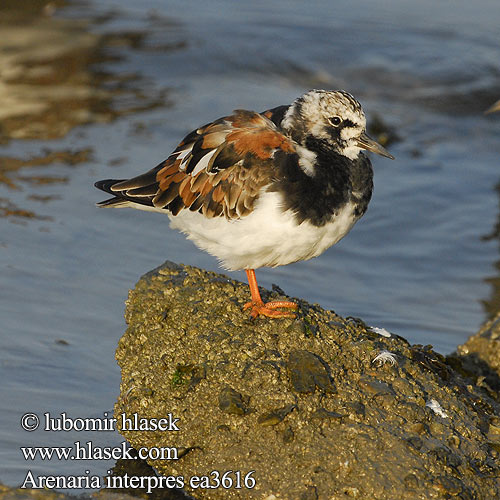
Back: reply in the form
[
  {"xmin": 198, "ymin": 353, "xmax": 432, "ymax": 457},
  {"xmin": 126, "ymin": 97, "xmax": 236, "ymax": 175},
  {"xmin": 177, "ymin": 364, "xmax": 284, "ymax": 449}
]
[{"xmin": 329, "ymin": 116, "xmax": 342, "ymax": 127}]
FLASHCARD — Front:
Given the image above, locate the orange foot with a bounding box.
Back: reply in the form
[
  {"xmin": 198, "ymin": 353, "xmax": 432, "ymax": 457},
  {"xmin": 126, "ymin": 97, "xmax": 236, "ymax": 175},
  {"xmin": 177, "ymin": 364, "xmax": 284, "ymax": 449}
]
[{"xmin": 243, "ymin": 300, "xmax": 298, "ymax": 319}]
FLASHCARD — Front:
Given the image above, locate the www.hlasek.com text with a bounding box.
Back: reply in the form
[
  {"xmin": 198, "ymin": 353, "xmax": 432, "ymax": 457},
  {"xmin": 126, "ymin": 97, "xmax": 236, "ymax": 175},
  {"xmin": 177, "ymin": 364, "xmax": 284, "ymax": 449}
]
[{"xmin": 21, "ymin": 440, "xmax": 178, "ymax": 461}]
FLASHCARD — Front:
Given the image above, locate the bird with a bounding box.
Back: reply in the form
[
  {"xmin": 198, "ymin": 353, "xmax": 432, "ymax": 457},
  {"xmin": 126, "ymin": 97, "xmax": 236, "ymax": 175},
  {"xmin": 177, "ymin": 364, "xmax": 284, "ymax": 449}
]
[{"xmin": 95, "ymin": 89, "xmax": 394, "ymax": 319}]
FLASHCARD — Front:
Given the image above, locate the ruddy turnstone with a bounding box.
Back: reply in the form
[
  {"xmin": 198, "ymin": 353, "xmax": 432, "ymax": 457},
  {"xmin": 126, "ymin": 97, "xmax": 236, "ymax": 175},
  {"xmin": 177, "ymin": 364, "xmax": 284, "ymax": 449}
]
[{"xmin": 95, "ymin": 90, "xmax": 394, "ymax": 319}]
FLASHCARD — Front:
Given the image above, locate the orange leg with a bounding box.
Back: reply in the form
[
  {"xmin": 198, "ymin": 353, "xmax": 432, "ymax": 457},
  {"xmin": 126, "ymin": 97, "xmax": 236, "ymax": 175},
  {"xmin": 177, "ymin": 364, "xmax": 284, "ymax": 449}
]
[{"xmin": 243, "ymin": 269, "xmax": 298, "ymax": 319}]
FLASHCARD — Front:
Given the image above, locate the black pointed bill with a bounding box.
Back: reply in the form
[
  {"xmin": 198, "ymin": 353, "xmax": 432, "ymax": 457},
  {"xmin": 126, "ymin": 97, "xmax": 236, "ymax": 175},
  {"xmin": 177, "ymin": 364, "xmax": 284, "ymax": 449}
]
[{"xmin": 357, "ymin": 132, "xmax": 394, "ymax": 159}]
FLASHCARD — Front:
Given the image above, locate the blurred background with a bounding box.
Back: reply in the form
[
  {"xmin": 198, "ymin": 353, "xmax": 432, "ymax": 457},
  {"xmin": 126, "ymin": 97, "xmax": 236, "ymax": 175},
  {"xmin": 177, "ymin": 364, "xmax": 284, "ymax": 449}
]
[{"xmin": 1, "ymin": 0, "xmax": 500, "ymax": 492}]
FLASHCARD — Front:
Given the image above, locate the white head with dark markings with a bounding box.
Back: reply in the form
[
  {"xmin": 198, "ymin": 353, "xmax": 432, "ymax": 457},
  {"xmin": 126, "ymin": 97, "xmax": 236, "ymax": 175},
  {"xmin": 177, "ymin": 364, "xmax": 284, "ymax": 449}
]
[{"xmin": 281, "ymin": 89, "xmax": 394, "ymax": 161}]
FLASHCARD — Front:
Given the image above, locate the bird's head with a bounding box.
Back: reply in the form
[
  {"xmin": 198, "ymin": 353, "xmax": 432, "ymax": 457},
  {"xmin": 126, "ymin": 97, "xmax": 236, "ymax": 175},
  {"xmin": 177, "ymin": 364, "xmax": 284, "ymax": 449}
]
[{"xmin": 282, "ymin": 89, "xmax": 394, "ymax": 161}]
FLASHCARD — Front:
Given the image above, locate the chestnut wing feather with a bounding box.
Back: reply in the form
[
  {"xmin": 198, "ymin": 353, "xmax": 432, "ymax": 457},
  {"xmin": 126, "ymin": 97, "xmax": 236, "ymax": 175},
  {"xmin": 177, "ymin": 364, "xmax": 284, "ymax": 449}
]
[{"xmin": 107, "ymin": 110, "xmax": 297, "ymax": 219}]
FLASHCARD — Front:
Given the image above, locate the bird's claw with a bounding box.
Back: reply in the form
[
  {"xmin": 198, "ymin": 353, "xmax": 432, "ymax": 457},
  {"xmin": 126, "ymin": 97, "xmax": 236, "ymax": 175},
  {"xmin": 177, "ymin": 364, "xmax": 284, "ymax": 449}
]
[{"xmin": 243, "ymin": 300, "xmax": 298, "ymax": 319}]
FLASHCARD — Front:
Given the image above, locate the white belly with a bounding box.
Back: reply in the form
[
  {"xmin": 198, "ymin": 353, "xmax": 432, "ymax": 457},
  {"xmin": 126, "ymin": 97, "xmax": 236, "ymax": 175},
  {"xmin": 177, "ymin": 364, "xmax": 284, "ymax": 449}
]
[{"xmin": 169, "ymin": 190, "xmax": 358, "ymax": 271}]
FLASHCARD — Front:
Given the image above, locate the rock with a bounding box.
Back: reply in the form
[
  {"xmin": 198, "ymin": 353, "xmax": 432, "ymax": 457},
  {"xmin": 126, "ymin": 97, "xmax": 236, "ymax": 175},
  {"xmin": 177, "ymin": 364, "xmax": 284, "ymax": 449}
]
[
  {"xmin": 258, "ymin": 404, "xmax": 296, "ymax": 426},
  {"xmin": 452, "ymin": 310, "xmax": 500, "ymax": 402},
  {"xmin": 0, "ymin": 481, "xmax": 155, "ymax": 500},
  {"xmin": 0, "ymin": 482, "xmax": 67, "ymax": 500},
  {"xmin": 286, "ymin": 350, "xmax": 336, "ymax": 393},
  {"xmin": 218, "ymin": 387, "xmax": 248, "ymax": 415},
  {"xmin": 115, "ymin": 262, "xmax": 500, "ymax": 500}
]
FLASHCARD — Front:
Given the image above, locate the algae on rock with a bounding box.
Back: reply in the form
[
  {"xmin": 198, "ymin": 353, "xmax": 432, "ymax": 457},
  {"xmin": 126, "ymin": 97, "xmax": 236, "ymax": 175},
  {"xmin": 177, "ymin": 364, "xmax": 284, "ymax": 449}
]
[{"xmin": 115, "ymin": 261, "xmax": 500, "ymax": 500}]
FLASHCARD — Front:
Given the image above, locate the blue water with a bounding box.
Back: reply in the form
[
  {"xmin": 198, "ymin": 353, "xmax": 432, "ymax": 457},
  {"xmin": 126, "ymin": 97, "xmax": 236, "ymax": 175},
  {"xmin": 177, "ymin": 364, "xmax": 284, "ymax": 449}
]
[{"xmin": 1, "ymin": 0, "xmax": 500, "ymax": 490}]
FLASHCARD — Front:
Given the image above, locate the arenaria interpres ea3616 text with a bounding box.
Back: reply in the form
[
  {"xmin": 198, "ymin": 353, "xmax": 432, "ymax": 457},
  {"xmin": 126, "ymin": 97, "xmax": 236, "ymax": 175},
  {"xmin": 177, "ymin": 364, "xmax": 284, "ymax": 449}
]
[{"xmin": 19, "ymin": 411, "xmax": 256, "ymax": 492}]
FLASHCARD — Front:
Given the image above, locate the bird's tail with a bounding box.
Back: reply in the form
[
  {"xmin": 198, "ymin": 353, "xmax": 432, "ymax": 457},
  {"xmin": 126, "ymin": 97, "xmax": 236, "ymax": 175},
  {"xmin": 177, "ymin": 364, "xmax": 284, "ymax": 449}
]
[
  {"xmin": 94, "ymin": 179, "xmax": 129, "ymax": 207},
  {"xmin": 94, "ymin": 178, "xmax": 161, "ymax": 211}
]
